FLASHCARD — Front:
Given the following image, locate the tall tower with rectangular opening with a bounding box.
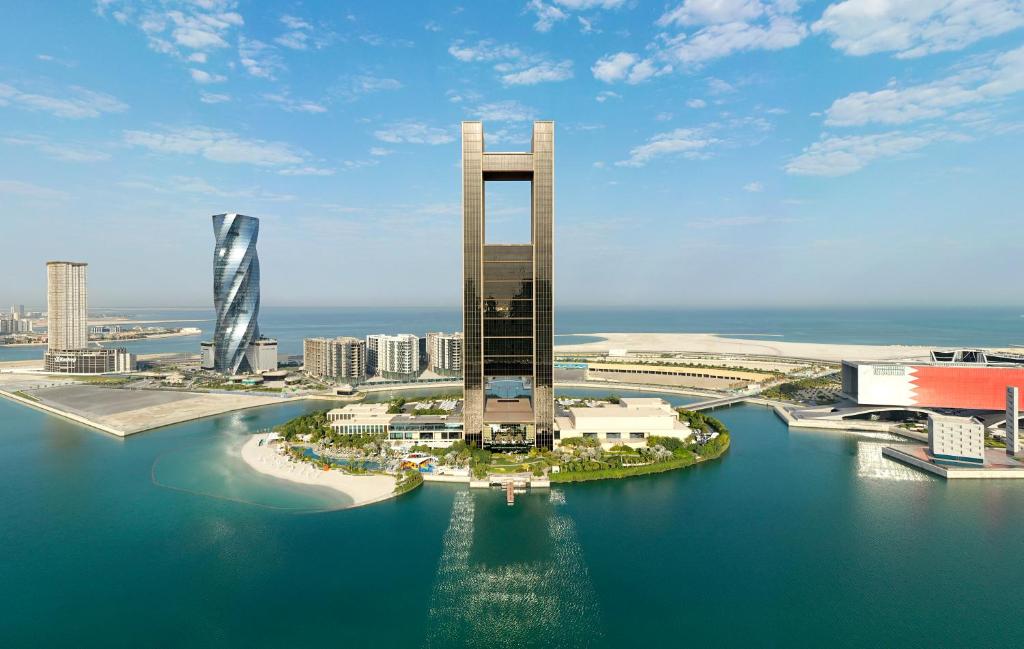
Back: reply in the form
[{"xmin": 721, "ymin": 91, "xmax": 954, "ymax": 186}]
[{"xmin": 462, "ymin": 121, "xmax": 554, "ymax": 450}]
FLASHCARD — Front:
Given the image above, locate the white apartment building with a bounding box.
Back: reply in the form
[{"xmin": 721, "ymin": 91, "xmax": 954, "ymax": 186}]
[
  {"xmin": 426, "ymin": 331, "xmax": 463, "ymax": 375},
  {"xmin": 555, "ymin": 398, "xmax": 693, "ymax": 447},
  {"xmin": 928, "ymin": 414, "xmax": 985, "ymax": 465},
  {"xmin": 366, "ymin": 334, "xmax": 419, "ymax": 378},
  {"xmin": 304, "ymin": 337, "xmax": 366, "ymax": 382}
]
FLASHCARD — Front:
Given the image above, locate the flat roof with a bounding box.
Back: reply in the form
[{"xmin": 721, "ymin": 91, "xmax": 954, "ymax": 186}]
[
  {"xmin": 587, "ymin": 362, "xmax": 771, "ymax": 381},
  {"xmin": 484, "ymin": 397, "xmax": 534, "ymax": 423},
  {"xmin": 845, "ymin": 360, "xmax": 1024, "ymax": 368}
]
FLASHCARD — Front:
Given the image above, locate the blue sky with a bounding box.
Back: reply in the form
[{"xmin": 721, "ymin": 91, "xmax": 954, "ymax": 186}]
[{"xmin": 0, "ymin": 0, "xmax": 1021, "ymax": 308}]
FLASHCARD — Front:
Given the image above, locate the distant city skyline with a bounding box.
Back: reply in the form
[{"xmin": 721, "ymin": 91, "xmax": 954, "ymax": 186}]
[{"xmin": 1, "ymin": 2, "xmax": 1022, "ymax": 307}]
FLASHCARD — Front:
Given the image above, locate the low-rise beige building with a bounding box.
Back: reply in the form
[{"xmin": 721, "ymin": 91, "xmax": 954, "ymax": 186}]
[
  {"xmin": 327, "ymin": 403, "xmax": 394, "ymax": 435},
  {"xmin": 586, "ymin": 361, "xmax": 770, "ymax": 390},
  {"xmin": 555, "ymin": 398, "xmax": 692, "ymax": 447}
]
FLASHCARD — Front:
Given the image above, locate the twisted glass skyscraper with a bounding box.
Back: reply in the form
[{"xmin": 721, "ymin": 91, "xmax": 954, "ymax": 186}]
[{"xmin": 212, "ymin": 213, "xmax": 261, "ymax": 374}]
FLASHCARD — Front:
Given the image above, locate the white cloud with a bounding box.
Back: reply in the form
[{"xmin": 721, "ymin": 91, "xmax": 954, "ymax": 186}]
[
  {"xmin": 123, "ymin": 126, "xmax": 308, "ymax": 166},
  {"xmin": 448, "ymin": 40, "xmax": 522, "ymax": 62},
  {"xmin": 369, "ymin": 147, "xmax": 393, "ymax": 156},
  {"xmin": 785, "ymin": 130, "xmax": 969, "ymax": 176},
  {"xmin": 36, "ymin": 53, "xmax": 77, "ymax": 67},
  {"xmin": 280, "ymin": 14, "xmax": 312, "ymax": 31},
  {"xmin": 275, "ymin": 13, "xmax": 321, "ymax": 50},
  {"xmin": 0, "ymin": 82, "xmax": 128, "ymax": 119},
  {"xmin": 743, "ymin": 180, "xmax": 765, "ymax": 192},
  {"xmin": 424, "ymin": 20, "xmax": 442, "ymax": 32},
  {"xmin": 239, "ymin": 36, "xmax": 284, "ymax": 79},
  {"xmin": 595, "ymin": 90, "xmax": 621, "ymax": 102},
  {"xmin": 616, "ymin": 128, "xmax": 719, "ymax": 166},
  {"xmin": 661, "ymin": 14, "xmax": 807, "ymax": 65},
  {"xmin": 592, "ymin": 51, "xmax": 671, "ymax": 84},
  {"xmin": 824, "ymin": 45, "xmax": 1024, "ymax": 126},
  {"xmin": 450, "ymin": 39, "xmax": 573, "ymax": 85},
  {"xmin": 687, "ymin": 98, "xmax": 707, "ymax": 108},
  {"xmin": 99, "ymin": 0, "xmax": 245, "ymax": 69},
  {"xmin": 656, "ymin": 112, "xmax": 674, "ymax": 121},
  {"xmin": 373, "ymin": 121, "xmax": 454, "ymax": 145},
  {"xmin": 199, "ymin": 91, "xmax": 230, "ymax": 103},
  {"xmin": 0, "ymin": 179, "xmax": 68, "ymax": 200},
  {"xmin": 354, "ymin": 75, "xmax": 402, "ymax": 92},
  {"xmin": 99, "ymin": 1, "xmax": 243, "ymax": 52},
  {"xmin": 553, "ymin": 0, "xmax": 626, "ymax": 8},
  {"xmin": 527, "ymin": 0, "xmax": 568, "ymax": 32},
  {"xmin": 473, "ymin": 100, "xmax": 537, "ymax": 122},
  {"xmin": 274, "ymin": 31, "xmax": 309, "ymax": 50},
  {"xmin": 485, "ymin": 128, "xmax": 533, "ymax": 145},
  {"xmin": 578, "ymin": 16, "xmax": 597, "ymax": 33},
  {"xmin": 501, "ymin": 59, "xmax": 573, "ymax": 85},
  {"xmin": 658, "ymin": 0, "xmax": 768, "ymax": 26},
  {"xmin": 594, "ymin": 1, "xmax": 805, "ymax": 82},
  {"xmin": 189, "ymin": 68, "xmax": 226, "ymax": 83},
  {"xmin": 592, "ymin": 51, "xmax": 635, "ymax": 82},
  {"xmin": 707, "ymin": 77, "xmax": 736, "ymax": 94},
  {"xmin": 616, "ymin": 114, "xmax": 776, "ymax": 166},
  {"xmin": 278, "ymin": 166, "xmax": 335, "ymax": 176},
  {"xmin": 263, "ymin": 92, "xmax": 327, "ymax": 113},
  {"xmin": 813, "ymin": 0, "xmax": 1024, "ymax": 59},
  {"xmin": 3, "ymin": 135, "xmax": 111, "ymax": 162},
  {"xmin": 122, "ymin": 175, "xmax": 296, "ymax": 201}
]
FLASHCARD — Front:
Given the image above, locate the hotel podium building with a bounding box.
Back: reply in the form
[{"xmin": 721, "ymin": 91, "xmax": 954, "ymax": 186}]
[{"xmin": 462, "ymin": 121, "xmax": 554, "ymax": 450}]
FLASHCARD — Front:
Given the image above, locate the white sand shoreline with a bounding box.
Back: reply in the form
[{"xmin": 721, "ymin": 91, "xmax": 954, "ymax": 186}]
[
  {"xmin": 240, "ymin": 435, "xmax": 397, "ymax": 508},
  {"xmin": 554, "ymin": 332, "xmax": 950, "ymax": 362}
]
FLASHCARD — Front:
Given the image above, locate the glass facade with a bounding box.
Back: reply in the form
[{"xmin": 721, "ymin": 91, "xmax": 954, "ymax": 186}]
[
  {"xmin": 462, "ymin": 121, "xmax": 554, "ymax": 450},
  {"xmin": 212, "ymin": 213, "xmax": 261, "ymax": 375}
]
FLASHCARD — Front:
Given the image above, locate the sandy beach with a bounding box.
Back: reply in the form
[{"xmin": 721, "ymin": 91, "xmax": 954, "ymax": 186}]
[
  {"xmin": 555, "ymin": 332, "xmax": 940, "ymax": 362},
  {"xmin": 241, "ymin": 435, "xmax": 397, "ymax": 507}
]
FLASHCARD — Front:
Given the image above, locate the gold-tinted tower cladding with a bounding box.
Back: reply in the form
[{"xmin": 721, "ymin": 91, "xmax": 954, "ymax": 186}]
[{"xmin": 462, "ymin": 121, "xmax": 554, "ymax": 450}]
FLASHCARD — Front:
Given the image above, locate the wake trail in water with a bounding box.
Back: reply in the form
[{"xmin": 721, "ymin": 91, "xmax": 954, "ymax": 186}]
[{"xmin": 425, "ymin": 490, "xmax": 604, "ymax": 648}]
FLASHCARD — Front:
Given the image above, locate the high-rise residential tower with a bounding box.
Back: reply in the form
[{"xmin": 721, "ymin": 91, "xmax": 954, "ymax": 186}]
[
  {"xmin": 426, "ymin": 331, "xmax": 463, "ymax": 376},
  {"xmin": 44, "ymin": 261, "xmax": 133, "ymax": 373},
  {"xmin": 46, "ymin": 261, "xmax": 88, "ymax": 352},
  {"xmin": 211, "ymin": 213, "xmax": 263, "ymax": 374},
  {"xmin": 366, "ymin": 334, "xmax": 420, "ymax": 379},
  {"xmin": 461, "ymin": 121, "xmax": 554, "ymax": 450},
  {"xmin": 304, "ymin": 337, "xmax": 367, "ymax": 383}
]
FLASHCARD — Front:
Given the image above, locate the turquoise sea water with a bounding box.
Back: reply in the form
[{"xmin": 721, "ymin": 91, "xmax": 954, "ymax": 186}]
[
  {"xmin": 1, "ymin": 306, "xmax": 1020, "ymax": 361},
  {"xmin": 3, "ymin": 387, "xmax": 1024, "ymax": 647},
  {"xmin": 2, "ymin": 307, "xmax": 1024, "ymax": 646}
]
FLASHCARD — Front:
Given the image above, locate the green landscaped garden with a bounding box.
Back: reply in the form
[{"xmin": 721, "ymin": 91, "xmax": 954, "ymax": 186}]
[{"xmin": 270, "ymin": 401, "xmax": 731, "ymax": 485}]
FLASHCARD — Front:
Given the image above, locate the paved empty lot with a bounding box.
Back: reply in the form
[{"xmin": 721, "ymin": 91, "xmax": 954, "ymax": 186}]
[
  {"xmin": 11, "ymin": 384, "xmax": 285, "ymax": 435},
  {"xmin": 27, "ymin": 385, "xmax": 195, "ymax": 417}
]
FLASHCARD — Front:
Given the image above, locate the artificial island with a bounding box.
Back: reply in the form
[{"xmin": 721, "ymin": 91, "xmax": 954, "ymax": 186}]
[{"xmin": 3, "ymin": 121, "xmax": 1024, "ymax": 508}]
